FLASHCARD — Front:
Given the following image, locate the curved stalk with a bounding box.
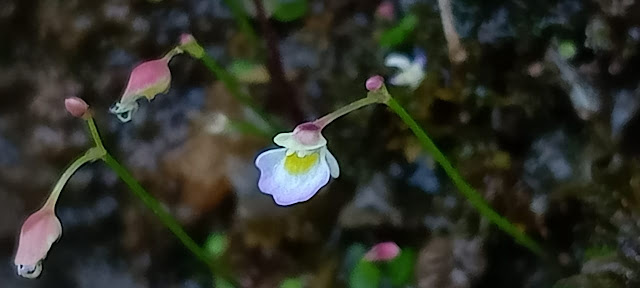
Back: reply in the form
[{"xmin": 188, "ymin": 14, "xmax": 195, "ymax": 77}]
[
  {"xmin": 385, "ymin": 97, "xmax": 544, "ymax": 256},
  {"xmin": 84, "ymin": 118, "xmax": 235, "ymax": 283}
]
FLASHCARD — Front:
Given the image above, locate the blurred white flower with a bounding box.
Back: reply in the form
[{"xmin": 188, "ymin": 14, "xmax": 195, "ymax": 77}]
[{"xmin": 385, "ymin": 50, "xmax": 426, "ymax": 90}]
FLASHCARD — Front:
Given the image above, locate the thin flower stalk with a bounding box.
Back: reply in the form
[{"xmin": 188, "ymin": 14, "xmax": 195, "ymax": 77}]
[{"xmin": 383, "ymin": 96, "xmax": 543, "ymax": 256}]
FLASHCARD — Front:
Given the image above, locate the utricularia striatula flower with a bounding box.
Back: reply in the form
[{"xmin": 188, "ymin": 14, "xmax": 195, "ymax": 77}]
[
  {"xmin": 385, "ymin": 49, "xmax": 427, "ymax": 90},
  {"xmin": 255, "ymin": 122, "xmax": 340, "ymax": 206},
  {"xmin": 255, "ymin": 75, "xmax": 392, "ymax": 206},
  {"xmin": 110, "ymin": 48, "xmax": 182, "ymax": 122}
]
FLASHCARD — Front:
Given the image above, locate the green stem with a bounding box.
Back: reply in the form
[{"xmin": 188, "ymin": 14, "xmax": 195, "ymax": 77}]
[
  {"xmin": 221, "ymin": 0, "xmax": 258, "ymax": 47},
  {"xmin": 385, "ymin": 97, "xmax": 544, "ymax": 256},
  {"xmin": 314, "ymin": 97, "xmax": 380, "ymax": 128},
  {"xmin": 84, "ymin": 118, "xmax": 234, "ymax": 281},
  {"xmin": 44, "ymin": 147, "xmax": 104, "ymax": 210},
  {"xmin": 199, "ymin": 53, "xmax": 282, "ymax": 134},
  {"xmin": 101, "ymin": 153, "xmax": 218, "ymax": 273},
  {"xmin": 86, "ymin": 117, "xmax": 105, "ymax": 151}
]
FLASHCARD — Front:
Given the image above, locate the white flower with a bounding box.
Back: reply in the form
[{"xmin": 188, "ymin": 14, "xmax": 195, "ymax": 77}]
[
  {"xmin": 385, "ymin": 50, "xmax": 426, "ymax": 90},
  {"xmin": 255, "ymin": 122, "xmax": 340, "ymax": 206}
]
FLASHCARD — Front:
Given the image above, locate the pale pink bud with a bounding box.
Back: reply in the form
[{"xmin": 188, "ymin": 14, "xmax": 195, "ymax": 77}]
[
  {"xmin": 110, "ymin": 55, "xmax": 175, "ymax": 122},
  {"xmin": 179, "ymin": 33, "xmax": 205, "ymax": 59},
  {"xmin": 64, "ymin": 97, "xmax": 89, "ymax": 118},
  {"xmin": 180, "ymin": 33, "xmax": 196, "ymax": 46},
  {"xmin": 292, "ymin": 122, "xmax": 323, "ymax": 146},
  {"xmin": 365, "ymin": 75, "xmax": 385, "ymax": 91},
  {"xmin": 14, "ymin": 207, "xmax": 62, "ymax": 278},
  {"xmin": 364, "ymin": 242, "xmax": 400, "ymax": 262},
  {"xmin": 375, "ymin": 1, "xmax": 395, "ymax": 21},
  {"xmin": 123, "ymin": 57, "xmax": 172, "ymax": 102}
]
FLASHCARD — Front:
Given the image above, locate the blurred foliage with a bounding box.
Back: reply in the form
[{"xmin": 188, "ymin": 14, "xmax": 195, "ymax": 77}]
[
  {"xmin": 273, "ymin": 0, "xmax": 308, "ymax": 22},
  {"xmin": 379, "ymin": 14, "xmax": 418, "ymax": 48}
]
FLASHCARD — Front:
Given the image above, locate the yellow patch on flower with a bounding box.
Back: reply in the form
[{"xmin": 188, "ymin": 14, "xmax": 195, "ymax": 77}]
[{"xmin": 284, "ymin": 152, "xmax": 319, "ymax": 174}]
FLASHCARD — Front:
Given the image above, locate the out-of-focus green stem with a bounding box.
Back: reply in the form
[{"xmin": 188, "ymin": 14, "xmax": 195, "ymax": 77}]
[
  {"xmin": 199, "ymin": 53, "xmax": 282, "ymax": 134},
  {"xmin": 385, "ymin": 97, "xmax": 544, "ymax": 257},
  {"xmin": 44, "ymin": 147, "xmax": 104, "ymax": 210},
  {"xmin": 221, "ymin": 0, "xmax": 258, "ymax": 46}
]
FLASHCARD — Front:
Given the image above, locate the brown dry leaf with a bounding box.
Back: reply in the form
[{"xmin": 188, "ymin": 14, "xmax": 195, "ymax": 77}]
[{"xmin": 162, "ymin": 82, "xmax": 263, "ymax": 223}]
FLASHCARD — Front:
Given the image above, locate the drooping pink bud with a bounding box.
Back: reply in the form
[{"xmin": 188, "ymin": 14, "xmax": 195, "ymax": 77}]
[
  {"xmin": 64, "ymin": 97, "xmax": 89, "ymax": 118},
  {"xmin": 292, "ymin": 122, "xmax": 323, "ymax": 146},
  {"xmin": 123, "ymin": 57, "xmax": 172, "ymax": 102},
  {"xmin": 364, "ymin": 242, "xmax": 400, "ymax": 262},
  {"xmin": 375, "ymin": 1, "xmax": 395, "ymax": 21},
  {"xmin": 110, "ymin": 50, "xmax": 180, "ymax": 122},
  {"xmin": 365, "ymin": 75, "xmax": 385, "ymax": 91},
  {"xmin": 14, "ymin": 207, "xmax": 62, "ymax": 279}
]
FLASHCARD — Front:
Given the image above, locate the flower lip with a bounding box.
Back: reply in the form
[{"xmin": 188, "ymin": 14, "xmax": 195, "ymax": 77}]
[{"xmin": 255, "ymin": 148, "xmax": 331, "ymax": 206}]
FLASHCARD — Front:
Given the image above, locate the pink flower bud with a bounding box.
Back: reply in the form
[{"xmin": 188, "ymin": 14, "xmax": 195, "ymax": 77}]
[
  {"xmin": 180, "ymin": 33, "xmax": 196, "ymax": 46},
  {"xmin": 123, "ymin": 57, "xmax": 172, "ymax": 102},
  {"xmin": 364, "ymin": 242, "xmax": 400, "ymax": 262},
  {"xmin": 110, "ymin": 52, "xmax": 179, "ymax": 122},
  {"xmin": 365, "ymin": 75, "xmax": 385, "ymax": 91},
  {"xmin": 292, "ymin": 122, "xmax": 323, "ymax": 146},
  {"xmin": 178, "ymin": 33, "xmax": 205, "ymax": 59},
  {"xmin": 375, "ymin": 1, "xmax": 395, "ymax": 21},
  {"xmin": 64, "ymin": 97, "xmax": 89, "ymax": 118},
  {"xmin": 14, "ymin": 207, "xmax": 62, "ymax": 278}
]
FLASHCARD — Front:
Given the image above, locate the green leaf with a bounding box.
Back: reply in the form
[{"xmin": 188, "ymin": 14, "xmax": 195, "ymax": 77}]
[
  {"xmin": 214, "ymin": 278, "xmax": 235, "ymax": 288},
  {"xmin": 204, "ymin": 233, "xmax": 228, "ymax": 260},
  {"xmin": 349, "ymin": 259, "xmax": 381, "ymax": 288},
  {"xmin": 379, "ymin": 14, "xmax": 418, "ymax": 48},
  {"xmin": 386, "ymin": 248, "xmax": 416, "ymax": 286},
  {"xmin": 280, "ymin": 277, "xmax": 304, "ymax": 288},
  {"xmin": 273, "ymin": 0, "xmax": 307, "ymax": 22}
]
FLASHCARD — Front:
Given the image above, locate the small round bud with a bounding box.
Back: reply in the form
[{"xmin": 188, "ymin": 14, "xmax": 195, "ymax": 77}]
[
  {"xmin": 178, "ymin": 33, "xmax": 205, "ymax": 59},
  {"xmin": 365, "ymin": 75, "xmax": 385, "ymax": 91},
  {"xmin": 64, "ymin": 97, "xmax": 89, "ymax": 118}
]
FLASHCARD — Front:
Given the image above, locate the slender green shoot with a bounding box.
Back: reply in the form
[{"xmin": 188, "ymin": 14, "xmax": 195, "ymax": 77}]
[
  {"xmin": 385, "ymin": 97, "xmax": 544, "ymax": 256},
  {"xmin": 198, "ymin": 52, "xmax": 283, "ymax": 135},
  {"xmin": 221, "ymin": 0, "xmax": 258, "ymax": 46},
  {"xmin": 83, "ymin": 117, "xmax": 236, "ymax": 281}
]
